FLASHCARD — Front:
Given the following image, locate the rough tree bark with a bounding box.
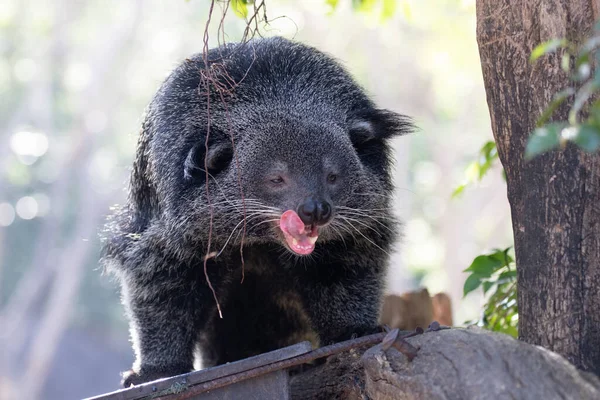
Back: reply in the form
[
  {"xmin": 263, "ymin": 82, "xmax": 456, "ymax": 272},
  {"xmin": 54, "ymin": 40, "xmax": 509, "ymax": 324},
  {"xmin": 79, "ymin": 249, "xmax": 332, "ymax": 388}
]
[{"xmin": 476, "ymin": 0, "xmax": 600, "ymax": 374}]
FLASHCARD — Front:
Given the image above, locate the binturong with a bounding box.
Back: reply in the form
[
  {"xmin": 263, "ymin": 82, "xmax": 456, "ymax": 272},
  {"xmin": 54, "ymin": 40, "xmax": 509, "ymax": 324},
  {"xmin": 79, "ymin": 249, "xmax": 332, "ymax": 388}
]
[{"xmin": 101, "ymin": 36, "xmax": 413, "ymax": 387}]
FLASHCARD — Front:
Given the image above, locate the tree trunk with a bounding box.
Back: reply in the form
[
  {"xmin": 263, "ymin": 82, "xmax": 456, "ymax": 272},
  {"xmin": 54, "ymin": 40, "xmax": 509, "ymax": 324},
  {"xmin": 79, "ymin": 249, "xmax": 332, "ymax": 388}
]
[{"xmin": 476, "ymin": 0, "xmax": 600, "ymax": 374}]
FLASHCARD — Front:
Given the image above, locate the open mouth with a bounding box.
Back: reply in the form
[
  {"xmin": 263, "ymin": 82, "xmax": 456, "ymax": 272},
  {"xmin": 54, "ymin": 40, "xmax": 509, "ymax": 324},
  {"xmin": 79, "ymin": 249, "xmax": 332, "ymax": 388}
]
[{"xmin": 279, "ymin": 210, "xmax": 319, "ymax": 255}]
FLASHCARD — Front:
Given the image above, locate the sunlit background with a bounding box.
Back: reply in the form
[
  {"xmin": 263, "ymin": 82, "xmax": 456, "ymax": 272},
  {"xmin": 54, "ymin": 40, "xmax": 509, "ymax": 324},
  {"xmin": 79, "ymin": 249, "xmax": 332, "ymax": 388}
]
[{"xmin": 0, "ymin": 0, "xmax": 512, "ymax": 399}]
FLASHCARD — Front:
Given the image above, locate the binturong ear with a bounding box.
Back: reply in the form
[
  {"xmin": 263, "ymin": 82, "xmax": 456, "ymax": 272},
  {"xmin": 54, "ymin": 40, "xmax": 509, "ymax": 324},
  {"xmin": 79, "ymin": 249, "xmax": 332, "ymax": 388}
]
[
  {"xmin": 349, "ymin": 108, "xmax": 414, "ymax": 146},
  {"xmin": 183, "ymin": 140, "xmax": 233, "ymax": 181}
]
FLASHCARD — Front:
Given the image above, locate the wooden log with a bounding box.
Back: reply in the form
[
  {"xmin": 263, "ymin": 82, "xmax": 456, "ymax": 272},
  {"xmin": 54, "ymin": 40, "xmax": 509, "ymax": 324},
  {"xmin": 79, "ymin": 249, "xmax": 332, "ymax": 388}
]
[{"xmin": 291, "ymin": 327, "xmax": 600, "ymax": 399}]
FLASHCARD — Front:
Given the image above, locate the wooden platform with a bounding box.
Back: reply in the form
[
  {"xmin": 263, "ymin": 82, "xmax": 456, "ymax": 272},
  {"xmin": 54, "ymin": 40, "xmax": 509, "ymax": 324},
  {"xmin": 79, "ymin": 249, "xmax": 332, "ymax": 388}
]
[{"xmin": 84, "ymin": 341, "xmax": 312, "ymax": 400}]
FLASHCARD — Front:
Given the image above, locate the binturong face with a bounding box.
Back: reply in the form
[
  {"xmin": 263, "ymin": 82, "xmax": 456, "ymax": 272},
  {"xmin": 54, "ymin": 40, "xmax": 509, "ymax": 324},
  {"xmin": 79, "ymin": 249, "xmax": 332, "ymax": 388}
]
[
  {"xmin": 180, "ymin": 112, "xmax": 400, "ymax": 257},
  {"xmin": 240, "ymin": 120, "xmax": 361, "ymax": 256}
]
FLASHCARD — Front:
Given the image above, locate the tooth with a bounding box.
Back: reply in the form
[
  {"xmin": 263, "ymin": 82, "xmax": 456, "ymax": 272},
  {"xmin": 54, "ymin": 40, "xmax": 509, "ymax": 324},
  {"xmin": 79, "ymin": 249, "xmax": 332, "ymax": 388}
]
[
  {"xmin": 309, "ymin": 236, "xmax": 318, "ymax": 245},
  {"xmin": 292, "ymin": 239, "xmax": 298, "ymax": 246}
]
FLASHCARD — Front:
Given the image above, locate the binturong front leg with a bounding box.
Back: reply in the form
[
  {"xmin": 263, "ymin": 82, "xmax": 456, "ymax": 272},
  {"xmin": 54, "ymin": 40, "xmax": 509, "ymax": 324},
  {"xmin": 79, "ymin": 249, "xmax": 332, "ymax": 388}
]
[
  {"xmin": 120, "ymin": 279, "xmax": 201, "ymax": 387},
  {"xmin": 117, "ymin": 251, "xmax": 217, "ymax": 387},
  {"xmin": 299, "ymin": 260, "xmax": 387, "ymax": 346}
]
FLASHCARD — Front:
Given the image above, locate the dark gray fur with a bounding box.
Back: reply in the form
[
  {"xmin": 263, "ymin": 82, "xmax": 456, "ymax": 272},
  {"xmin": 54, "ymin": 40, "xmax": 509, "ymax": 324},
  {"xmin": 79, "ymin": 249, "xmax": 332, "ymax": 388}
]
[{"xmin": 102, "ymin": 36, "xmax": 412, "ymax": 387}]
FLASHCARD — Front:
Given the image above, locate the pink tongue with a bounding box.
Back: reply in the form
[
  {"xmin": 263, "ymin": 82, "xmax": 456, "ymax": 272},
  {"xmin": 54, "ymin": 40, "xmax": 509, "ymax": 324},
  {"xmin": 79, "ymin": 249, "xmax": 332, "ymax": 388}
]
[{"xmin": 280, "ymin": 210, "xmax": 318, "ymax": 255}]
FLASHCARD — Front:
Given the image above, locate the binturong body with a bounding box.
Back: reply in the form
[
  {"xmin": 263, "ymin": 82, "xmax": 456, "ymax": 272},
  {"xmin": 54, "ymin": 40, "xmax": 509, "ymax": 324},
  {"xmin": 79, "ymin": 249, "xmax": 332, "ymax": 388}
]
[{"xmin": 102, "ymin": 36, "xmax": 412, "ymax": 387}]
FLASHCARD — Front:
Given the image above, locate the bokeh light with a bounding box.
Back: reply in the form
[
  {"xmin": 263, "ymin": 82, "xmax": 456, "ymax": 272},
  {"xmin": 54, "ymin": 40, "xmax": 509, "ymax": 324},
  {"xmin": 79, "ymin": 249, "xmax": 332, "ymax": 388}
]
[
  {"xmin": 64, "ymin": 62, "xmax": 92, "ymax": 91},
  {"xmin": 10, "ymin": 130, "xmax": 49, "ymax": 158},
  {"xmin": 0, "ymin": 202, "xmax": 16, "ymax": 226},
  {"xmin": 15, "ymin": 196, "xmax": 38, "ymax": 220}
]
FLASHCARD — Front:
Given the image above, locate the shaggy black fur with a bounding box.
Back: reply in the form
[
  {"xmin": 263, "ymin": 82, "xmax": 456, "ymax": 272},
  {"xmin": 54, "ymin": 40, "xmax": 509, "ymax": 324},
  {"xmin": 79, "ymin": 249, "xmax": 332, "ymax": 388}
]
[{"xmin": 102, "ymin": 36, "xmax": 412, "ymax": 387}]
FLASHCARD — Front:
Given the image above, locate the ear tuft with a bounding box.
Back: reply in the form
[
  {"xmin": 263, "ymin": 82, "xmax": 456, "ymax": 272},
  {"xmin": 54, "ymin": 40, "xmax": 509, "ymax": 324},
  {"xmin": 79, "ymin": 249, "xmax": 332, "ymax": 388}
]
[{"xmin": 350, "ymin": 109, "xmax": 415, "ymax": 142}]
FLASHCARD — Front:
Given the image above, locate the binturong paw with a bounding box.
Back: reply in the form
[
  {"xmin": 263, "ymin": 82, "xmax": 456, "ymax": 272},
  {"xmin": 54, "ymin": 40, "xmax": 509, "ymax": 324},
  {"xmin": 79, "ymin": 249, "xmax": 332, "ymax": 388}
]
[
  {"xmin": 122, "ymin": 369, "xmax": 147, "ymax": 387},
  {"xmin": 121, "ymin": 365, "xmax": 191, "ymax": 388}
]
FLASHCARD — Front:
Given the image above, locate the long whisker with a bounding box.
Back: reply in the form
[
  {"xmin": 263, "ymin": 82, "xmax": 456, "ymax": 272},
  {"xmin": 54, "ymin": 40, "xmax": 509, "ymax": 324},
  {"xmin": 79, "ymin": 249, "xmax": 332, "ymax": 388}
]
[
  {"xmin": 330, "ymin": 220, "xmax": 358, "ymax": 243},
  {"xmin": 336, "ymin": 205, "xmax": 392, "ymax": 215},
  {"xmin": 327, "ymin": 223, "xmax": 348, "ymax": 250},
  {"xmin": 336, "ymin": 208, "xmax": 394, "ymax": 232},
  {"xmin": 337, "ymin": 209, "xmax": 391, "ymax": 222},
  {"xmin": 248, "ymin": 218, "xmax": 280, "ymax": 231},
  {"xmin": 335, "ymin": 216, "xmax": 391, "ymax": 257},
  {"xmin": 215, "ymin": 212, "xmax": 268, "ymax": 257},
  {"xmin": 215, "ymin": 203, "xmax": 281, "ymax": 257},
  {"xmin": 231, "ymin": 215, "xmax": 279, "ymax": 243},
  {"xmin": 218, "ymin": 207, "xmax": 279, "ymax": 227},
  {"xmin": 336, "ymin": 215, "xmax": 383, "ymax": 237}
]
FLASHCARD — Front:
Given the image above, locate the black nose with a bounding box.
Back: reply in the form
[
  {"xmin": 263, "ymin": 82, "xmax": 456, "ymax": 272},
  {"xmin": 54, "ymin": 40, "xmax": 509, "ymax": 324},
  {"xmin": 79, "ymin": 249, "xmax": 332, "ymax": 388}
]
[{"xmin": 297, "ymin": 197, "xmax": 332, "ymax": 226}]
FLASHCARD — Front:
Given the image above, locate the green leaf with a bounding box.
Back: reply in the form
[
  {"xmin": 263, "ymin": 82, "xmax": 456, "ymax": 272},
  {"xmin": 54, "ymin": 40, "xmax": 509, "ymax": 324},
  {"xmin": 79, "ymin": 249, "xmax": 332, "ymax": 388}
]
[
  {"xmin": 451, "ymin": 184, "xmax": 466, "ymax": 199},
  {"xmin": 573, "ymin": 124, "xmax": 600, "ymax": 152},
  {"xmin": 450, "ymin": 140, "xmax": 500, "ymax": 199},
  {"xmin": 488, "ymin": 248, "xmax": 514, "ymax": 265},
  {"xmin": 482, "ymin": 280, "xmax": 495, "ymax": 295},
  {"xmin": 325, "ymin": 0, "xmax": 339, "ymax": 11},
  {"xmin": 477, "ymin": 157, "xmax": 494, "ymax": 180},
  {"xmin": 476, "ymin": 141, "xmax": 498, "ymax": 179},
  {"xmin": 575, "ymin": 53, "xmax": 590, "ymax": 69},
  {"xmin": 231, "ymin": 0, "xmax": 248, "ymax": 18},
  {"xmin": 465, "ymin": 161, "xmax": 479, "ymax": 181},
  {"xmin": 502, "ymin": 325, "xmax": 518, "ymax": 338},
  {"xmin": 481, "ymin": 141, "xmax": 497, "ymax": 156},
  {"xmin": 536, "ymin": 88, "xmax": 574, "ymax": 127},
  {"xmin": 464, "ymin": 255, "xmax": 503, "ymax": 277},
  {"xmin": 530, "ymin": 39, "xmax": 567, "ymax": 62},
  {"xmin": 381, "ymin": 0, "xmax": 397, "ymax": 20},
  {"xmin": 525, "ymin": 123, "xmax": 565, "ymax": 160},
  {"xmin": 353, "ymin": 0, "xmax": 377, "ymax": 12},
  {"xmin": 463, "ymin": 274, "xmax": 483, "ymax": 297},
  {"xmin": 497, "ymin": 270, "xmax": 517, "ymax": 284}
]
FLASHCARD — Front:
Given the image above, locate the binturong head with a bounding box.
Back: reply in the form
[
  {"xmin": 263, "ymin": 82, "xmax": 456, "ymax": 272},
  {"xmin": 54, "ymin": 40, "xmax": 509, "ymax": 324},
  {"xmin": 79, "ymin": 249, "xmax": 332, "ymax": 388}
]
[
  {"xmin": 143, "ymin": 37, "xmax": 413, "ymax": 257},
  {"xmin": 180, "ymin": 107, "xmax": 411, "ymax": 257}
]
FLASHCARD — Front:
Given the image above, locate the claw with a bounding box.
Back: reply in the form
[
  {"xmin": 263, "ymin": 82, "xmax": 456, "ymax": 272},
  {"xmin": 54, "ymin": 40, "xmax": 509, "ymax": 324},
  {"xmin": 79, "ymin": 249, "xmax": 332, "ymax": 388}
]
[
  {"xmin": 380, "ymin": 328, "xmax": 419, "ymax": 361},
  {"xmin": 380, "ymin": 322, "xmax": 451, "ymax": 361},
  {"xmin": 426, "ymin": 320, "xmax": 451, "ymax": 332}
]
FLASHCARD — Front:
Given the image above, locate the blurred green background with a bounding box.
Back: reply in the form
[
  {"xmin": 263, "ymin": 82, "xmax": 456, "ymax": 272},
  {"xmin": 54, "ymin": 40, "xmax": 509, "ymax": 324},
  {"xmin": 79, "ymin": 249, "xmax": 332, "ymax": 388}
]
[{"xmin": 0, "ymin": 0, "xmax": 512, "ymax": 399}]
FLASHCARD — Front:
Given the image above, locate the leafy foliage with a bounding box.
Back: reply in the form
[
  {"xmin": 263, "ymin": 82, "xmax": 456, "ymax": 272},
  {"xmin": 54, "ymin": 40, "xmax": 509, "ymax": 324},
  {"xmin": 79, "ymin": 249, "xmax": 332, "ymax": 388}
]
[
  {"xmin": 455, "ymin": 144, "xmax": 517, "ymax": 338},
  {"xmin": 526, "ymin": 23, "xmax": 600, "ymax": 158},
  {"xmin": 463, "ymin": 248, "xmax": 518, "ymax": 338},
  {"xmin": 227, "ymin": 0, "xmax": 407, "ymax": 22},
  {"xmin": 327, "ymin": 0, "xmax": 408, "ymax": 21},
  {"xmin": 452, "ymin": 141, "xmax": 500, "ymax": 197}
]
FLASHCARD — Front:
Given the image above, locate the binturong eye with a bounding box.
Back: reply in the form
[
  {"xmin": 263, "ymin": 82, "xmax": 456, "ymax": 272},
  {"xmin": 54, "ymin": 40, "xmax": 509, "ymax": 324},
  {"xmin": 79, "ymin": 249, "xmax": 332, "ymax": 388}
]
[
  {"xmin": 270, "ymin": 176, "xmax": 285, "ymax": 184},
  {"xmin": 327, "ymin": 173, "xmax": 337, "ymax": 184}
]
